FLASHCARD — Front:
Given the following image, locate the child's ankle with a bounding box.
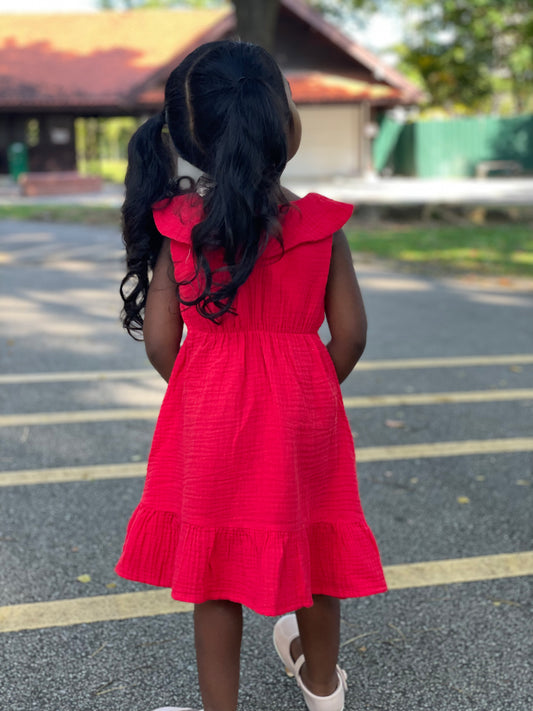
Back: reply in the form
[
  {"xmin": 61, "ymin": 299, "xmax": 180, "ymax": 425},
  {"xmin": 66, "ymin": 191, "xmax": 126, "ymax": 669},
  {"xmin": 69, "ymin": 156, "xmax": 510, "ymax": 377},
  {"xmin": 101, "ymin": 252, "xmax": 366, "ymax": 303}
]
[{"xmin": 300, "ymin": 663, "xmax": 338, "ymax": 697}]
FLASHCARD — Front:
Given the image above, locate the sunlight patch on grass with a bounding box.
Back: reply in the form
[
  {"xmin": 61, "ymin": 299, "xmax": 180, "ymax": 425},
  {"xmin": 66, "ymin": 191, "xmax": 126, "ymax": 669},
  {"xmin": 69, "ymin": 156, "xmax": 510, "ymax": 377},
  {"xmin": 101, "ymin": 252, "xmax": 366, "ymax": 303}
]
[
  {"xmin": 348, "ymin": 224, "xmax": 533, "ymax": 277},
  {"xmin": 511, "ymin": 251, "xmax": 533, "ymax": 266}
]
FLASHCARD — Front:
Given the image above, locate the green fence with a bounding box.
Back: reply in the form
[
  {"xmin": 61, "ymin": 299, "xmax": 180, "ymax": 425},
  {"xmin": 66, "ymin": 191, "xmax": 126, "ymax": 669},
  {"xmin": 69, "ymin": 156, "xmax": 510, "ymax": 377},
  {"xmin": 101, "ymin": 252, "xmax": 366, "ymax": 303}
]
[{"xmin": 374, "ymin": 114, "xmax": 533, "ymax": 178}]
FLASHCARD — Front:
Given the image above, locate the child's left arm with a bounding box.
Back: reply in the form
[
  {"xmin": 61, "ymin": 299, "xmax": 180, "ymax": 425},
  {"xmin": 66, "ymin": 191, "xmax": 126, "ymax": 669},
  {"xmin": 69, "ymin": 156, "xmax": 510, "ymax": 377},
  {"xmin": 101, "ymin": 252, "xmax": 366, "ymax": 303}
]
[{"xmin": 143, "ymin": 237, "xmax": 183, "ymax": 382}]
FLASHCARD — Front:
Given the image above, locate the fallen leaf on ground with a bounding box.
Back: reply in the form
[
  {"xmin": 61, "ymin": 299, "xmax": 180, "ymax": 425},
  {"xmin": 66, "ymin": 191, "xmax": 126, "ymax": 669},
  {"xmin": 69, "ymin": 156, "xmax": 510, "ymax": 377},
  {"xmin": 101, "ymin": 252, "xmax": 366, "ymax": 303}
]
[
  {"xmin": 492, "ymin": 599, "xmax": 521, "ymax": 607},
  {"xmin": 457, "ymin": 496, "xmax": 470, "ymax": 505},
  {"xmin": 385, "ymin": 419, "xmax": 405, "ymax": 429},
  {"xmin": 77, "ymin": 574, "xmax": 91, "ymax": 583}
]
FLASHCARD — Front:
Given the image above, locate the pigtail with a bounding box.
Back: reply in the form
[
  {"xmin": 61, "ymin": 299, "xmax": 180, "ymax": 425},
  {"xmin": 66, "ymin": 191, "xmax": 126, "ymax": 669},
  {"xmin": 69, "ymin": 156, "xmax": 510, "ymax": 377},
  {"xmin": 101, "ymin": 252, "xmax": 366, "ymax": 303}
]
[
  {"xmin": 187, "ymin": 78, "xmax": 287, "ymax": 320},
  {"xmin": 120, "ymin": 112, "xmax": 174, "ymax": 338}
]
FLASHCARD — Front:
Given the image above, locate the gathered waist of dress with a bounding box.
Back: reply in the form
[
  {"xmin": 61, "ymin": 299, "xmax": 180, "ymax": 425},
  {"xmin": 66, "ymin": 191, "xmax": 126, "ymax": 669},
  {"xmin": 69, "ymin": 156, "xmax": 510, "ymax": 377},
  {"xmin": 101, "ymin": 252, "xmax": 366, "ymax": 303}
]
[{"xmin": 185, "ymin": 327, "xmax": 321, "ymax": 337}]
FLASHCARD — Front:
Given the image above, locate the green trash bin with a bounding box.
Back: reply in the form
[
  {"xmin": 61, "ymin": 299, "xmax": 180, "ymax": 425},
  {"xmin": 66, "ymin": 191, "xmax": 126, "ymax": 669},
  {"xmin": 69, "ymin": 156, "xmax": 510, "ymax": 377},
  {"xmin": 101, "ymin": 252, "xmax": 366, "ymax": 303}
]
[{"xmin": 7, "ymin": 142, "xmax": 29, "ymax": 180}]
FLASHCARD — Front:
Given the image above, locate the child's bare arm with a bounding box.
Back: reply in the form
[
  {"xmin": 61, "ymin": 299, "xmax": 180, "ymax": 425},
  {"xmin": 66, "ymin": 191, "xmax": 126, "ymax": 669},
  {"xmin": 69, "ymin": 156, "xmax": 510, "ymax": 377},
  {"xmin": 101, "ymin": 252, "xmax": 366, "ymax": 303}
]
[
  {"xmin": 324, "ymin": 230, "xmax": 367, "ymax": 383},
  {"xmin": 143, "ymin": 237, "xmax": 183, "ymax": 382}
]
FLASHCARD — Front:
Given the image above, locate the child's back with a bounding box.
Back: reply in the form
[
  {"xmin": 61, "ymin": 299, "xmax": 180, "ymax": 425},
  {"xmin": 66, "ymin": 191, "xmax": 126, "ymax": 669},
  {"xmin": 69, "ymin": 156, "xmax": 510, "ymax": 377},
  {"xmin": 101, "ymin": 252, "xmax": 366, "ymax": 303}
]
[{"xmin": 117, "ymin": 191, "xmax": 386, "ymax": 615}]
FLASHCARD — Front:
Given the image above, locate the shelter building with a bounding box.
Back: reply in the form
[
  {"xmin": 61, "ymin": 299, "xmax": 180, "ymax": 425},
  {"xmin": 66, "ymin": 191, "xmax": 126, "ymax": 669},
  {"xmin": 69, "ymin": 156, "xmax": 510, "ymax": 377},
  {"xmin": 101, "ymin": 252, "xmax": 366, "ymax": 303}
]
[{"xmin": 0, "ymin": 0, "xmax": 422, "ymax": 178}]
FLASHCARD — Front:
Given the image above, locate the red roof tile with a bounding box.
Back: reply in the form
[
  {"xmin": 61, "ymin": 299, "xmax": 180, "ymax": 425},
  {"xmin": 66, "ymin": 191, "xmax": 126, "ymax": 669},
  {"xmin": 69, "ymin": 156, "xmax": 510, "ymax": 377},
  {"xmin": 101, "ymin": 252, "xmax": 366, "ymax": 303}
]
[
  {"xmin": 0, "ymin": 8, "xmax": 231, "ymax": 109},
  {"xmin": 287, "ymin": 71, "xmax": 403, "ymax": 104}
]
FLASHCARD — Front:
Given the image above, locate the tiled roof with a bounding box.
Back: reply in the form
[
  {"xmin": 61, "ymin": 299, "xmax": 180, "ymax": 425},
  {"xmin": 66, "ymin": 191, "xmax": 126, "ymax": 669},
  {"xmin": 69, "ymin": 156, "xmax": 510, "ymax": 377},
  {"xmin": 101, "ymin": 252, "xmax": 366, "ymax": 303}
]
[
  {"xmin": 287, "ymin": 71, "xmax": 403, "ymax": 104},
  {"xmin": 0, "ymin": 8, "xmax": 231, "ymax": 109},
  {"xmin": 0, "ymin": 2, "xmax": 422, "ymax": 111}
]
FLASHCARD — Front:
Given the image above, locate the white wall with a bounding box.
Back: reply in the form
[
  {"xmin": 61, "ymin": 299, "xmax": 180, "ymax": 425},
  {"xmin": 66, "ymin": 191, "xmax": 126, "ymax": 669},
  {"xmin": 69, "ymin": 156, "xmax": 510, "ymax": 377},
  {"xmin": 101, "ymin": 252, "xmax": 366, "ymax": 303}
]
[
  {"xmin": 176, "ymin": 104, "xmax": 364, "ymax": 182},
  {"xmin": 284, "ymin": 104, "xmax": 363, "ymax": 179}
]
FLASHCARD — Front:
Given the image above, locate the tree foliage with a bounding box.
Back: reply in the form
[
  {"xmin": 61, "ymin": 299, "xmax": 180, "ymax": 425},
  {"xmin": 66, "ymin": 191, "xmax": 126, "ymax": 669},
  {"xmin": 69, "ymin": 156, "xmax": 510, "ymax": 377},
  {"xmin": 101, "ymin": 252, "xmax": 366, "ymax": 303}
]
[
  {"xmin": 393, "ymin": 0, "xmax": 533, "ymax": 113},
  {"xmin": 311, "ymin": 0, "xmax": 533, "ymax": 113}
]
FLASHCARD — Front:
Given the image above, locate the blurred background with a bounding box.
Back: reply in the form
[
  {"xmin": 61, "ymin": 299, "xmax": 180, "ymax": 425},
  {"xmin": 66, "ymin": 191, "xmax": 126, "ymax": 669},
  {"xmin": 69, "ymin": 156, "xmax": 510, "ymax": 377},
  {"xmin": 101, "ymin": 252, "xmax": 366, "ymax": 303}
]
[{"xmin": 1, "ymin": 0, "xmax": 532, "ymax": 184}]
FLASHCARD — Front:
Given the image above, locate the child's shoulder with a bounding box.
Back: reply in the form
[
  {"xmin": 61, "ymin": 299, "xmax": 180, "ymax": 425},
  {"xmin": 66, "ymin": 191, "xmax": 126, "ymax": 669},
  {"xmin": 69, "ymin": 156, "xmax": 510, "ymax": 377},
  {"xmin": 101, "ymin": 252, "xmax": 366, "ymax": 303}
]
[
  {"xmin": 282, "ymin": 192, "xmax": 354, "ymax": 245},
  {"xmin": 152, "ymin": 192, "xmax": 203, "ymax": 243}
]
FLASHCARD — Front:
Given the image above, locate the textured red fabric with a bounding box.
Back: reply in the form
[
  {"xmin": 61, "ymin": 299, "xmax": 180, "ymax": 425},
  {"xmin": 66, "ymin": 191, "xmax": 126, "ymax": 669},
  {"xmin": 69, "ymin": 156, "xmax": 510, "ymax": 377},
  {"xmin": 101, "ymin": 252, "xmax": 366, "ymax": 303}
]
[{"xmin": 115, "ymin": 192, "xmax": 387, "ymax": 615}]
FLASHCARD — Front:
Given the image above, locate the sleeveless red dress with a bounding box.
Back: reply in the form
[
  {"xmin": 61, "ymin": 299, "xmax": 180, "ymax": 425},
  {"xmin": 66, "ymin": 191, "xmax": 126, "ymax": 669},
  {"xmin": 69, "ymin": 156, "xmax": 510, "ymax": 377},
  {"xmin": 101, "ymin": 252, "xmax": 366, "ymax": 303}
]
[{"xmin": 116, "ymin": 192, "xmax": 387, "ymax": 615}]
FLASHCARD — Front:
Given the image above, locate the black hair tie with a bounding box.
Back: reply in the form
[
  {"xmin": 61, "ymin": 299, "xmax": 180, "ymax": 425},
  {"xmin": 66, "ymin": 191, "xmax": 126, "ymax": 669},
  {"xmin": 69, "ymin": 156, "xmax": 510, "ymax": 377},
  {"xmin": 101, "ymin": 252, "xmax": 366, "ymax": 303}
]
[{"xmin": 236, "ymin": 75, "xmax": 267, "ymax": 90}]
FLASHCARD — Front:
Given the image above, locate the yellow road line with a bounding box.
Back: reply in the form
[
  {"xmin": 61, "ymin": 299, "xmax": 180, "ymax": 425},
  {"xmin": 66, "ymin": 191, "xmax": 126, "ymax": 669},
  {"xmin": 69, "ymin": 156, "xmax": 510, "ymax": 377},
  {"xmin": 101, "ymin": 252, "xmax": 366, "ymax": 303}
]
[
  {"xmin": 1, "ymin": 551, "xmax": 531, "ymax": 633},
  {"xmin": 384, "ymin": 551, "xmax": 533, "ymax": 590},
  {"xmin": 0, "ymin": 463, "xmax": 147, "ymax": 486},
  {"xmin": 0, "ymin": 408, "xmax": 159, "ymax": 427},
  {"xmin": 357, "ymin": 354, "xmax": 533, "ymax": 371},
  {"xmin": 357, "ymin": 437, "xmax": 533, "ymax": 462},
  {"xmin": 0, "ymin": 369, "xmax": 156, "ymax": 385},
  {"xmin": 0, "ymin": 591, "xmax": 193, "ymax": 633},
  {"xmin": 1, "ymin": 354, "xmax": 531, "ymax": 385},
  {"xmin": 1, "ymin": 388, "xmax": 531, "ymax": 428},
  {"xmin": 343, "ymin": 389, "xmax": 533, "ymax": 408},
  {"xmin": 2, "ymin": 437, "xmax": 532, "ymax": 487}
]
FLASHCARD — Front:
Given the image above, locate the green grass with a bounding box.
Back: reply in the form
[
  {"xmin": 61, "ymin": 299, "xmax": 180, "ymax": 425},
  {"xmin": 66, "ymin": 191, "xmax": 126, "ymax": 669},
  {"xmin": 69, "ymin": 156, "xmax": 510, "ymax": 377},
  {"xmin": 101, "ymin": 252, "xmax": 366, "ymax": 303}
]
[
  {"xmin": 0, "ymin": 204, "xmax": 121, "ymax": 226},
  {"xmin": 78, "ymin": 159, "xmax": 127, "ymax": 184},
  {"xmin": 347, "ymin": 223, "xmax": 533, "ymax": 277},
  {"xmin": 1, "ymin": 203, "xmax": 532, "ymax": 277}
]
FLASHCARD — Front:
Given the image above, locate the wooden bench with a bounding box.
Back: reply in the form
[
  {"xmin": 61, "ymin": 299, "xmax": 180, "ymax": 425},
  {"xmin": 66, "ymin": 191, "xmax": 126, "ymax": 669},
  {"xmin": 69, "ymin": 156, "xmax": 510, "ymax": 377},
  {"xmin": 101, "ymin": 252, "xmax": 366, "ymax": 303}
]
[
  {"xmin": 476, "ymin": 160, "xmax": 523, "ymax": 178},
  {"xmin": 19, "ymin": 171, "xmax": 103, "ymax": 197}
]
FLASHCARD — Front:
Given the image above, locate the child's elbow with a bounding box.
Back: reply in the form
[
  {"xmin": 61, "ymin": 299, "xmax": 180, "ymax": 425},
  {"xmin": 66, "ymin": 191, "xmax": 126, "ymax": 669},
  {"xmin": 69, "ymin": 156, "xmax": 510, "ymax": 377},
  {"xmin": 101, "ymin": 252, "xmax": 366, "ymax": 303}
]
[
  {"xmin": 348, "ymin": 328, "xmax": 366, "ymax": 366},
  {"xmin": 144, "ymin": 332, "xmax": 180, "ymax": 381},
  {"xmin": 353, "ymin": 331, "xmax": 367, "ymax": 360},
  {"xmin": 144, "ymin": 340, "xmax": 162, "ymax": 368},
  {"xmin": 351, "ymin": 314, "xmax": 367, "ymax": 359},
  {"xmin": 144, "ymin": 340, "xmax": 162, "ymax": 371}
]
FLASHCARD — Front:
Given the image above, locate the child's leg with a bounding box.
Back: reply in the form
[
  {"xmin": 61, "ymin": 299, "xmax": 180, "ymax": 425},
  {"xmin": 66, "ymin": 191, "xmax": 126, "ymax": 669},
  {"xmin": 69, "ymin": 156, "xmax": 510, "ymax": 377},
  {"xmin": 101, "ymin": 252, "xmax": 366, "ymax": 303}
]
[
  {"xmin": 293, "ymin": 595, "xmax": 340, "ymax": 696},
  {"xmin": 194, "ymin": 600, "xmax": 243, "ymax": 711}
]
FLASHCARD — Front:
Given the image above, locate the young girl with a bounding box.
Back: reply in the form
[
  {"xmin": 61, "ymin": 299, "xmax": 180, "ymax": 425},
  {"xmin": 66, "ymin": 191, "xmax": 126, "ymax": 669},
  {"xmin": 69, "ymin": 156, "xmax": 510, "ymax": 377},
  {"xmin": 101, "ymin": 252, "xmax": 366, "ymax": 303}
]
[{"xmin": 116, "ymin": 40, "xmax": 387, "ymax": 711}]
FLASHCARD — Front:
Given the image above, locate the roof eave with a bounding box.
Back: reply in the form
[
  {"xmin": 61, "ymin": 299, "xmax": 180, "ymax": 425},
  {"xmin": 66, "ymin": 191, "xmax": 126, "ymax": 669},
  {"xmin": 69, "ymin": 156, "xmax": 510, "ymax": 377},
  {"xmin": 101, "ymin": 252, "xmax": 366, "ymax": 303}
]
[{"xmin": 281, "ymin": 0, "xmax": 422, "ymax": 99}]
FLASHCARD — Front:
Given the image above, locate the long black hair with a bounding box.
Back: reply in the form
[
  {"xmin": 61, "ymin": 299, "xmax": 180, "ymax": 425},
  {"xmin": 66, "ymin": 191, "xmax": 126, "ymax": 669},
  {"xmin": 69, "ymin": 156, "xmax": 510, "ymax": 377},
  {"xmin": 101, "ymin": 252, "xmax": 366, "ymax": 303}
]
[{"xmin": 120, "ymin": 40, "xmax": 292, "ymax": 337}]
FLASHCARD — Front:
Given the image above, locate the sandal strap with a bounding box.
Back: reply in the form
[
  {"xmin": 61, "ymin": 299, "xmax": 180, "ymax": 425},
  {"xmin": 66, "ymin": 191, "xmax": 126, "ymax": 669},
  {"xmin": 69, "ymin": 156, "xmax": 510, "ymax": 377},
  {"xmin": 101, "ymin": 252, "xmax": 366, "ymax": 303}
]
[
  {"xmin": 293, "ymin": 653, "xmax": 306, "ymax": 676},
  {"xmin": 337, "ymin": 666, "xmax": 348, "ymax": 691}
]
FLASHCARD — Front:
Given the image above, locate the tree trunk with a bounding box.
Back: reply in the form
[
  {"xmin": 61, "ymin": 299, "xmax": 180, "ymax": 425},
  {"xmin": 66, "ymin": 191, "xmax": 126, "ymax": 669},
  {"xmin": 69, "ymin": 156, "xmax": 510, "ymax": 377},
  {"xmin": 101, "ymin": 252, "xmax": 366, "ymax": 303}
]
[{"xmin": 231, "ymin": 0, "xmax": 281, "ymax": 52}]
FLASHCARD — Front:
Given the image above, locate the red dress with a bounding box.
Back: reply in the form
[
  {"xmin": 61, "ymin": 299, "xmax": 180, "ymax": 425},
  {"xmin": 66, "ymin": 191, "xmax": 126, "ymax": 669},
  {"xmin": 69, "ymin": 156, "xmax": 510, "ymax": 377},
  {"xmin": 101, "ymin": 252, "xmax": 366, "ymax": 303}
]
[{"xmin": 116, "ymin": 192, "xmax": 387, "ymax": 615}]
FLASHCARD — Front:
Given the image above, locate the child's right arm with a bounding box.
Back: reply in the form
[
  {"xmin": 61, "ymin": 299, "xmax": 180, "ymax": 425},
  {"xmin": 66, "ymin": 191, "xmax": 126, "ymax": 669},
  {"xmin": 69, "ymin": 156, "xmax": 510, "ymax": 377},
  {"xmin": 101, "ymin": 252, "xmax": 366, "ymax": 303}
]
[
  {"xmin": 324, "ymin": 230, "xmax": 367, "ymax": 383},
  {"xmin": 143, "ymin": 237, "xmax": 183, "ymax": 382}
]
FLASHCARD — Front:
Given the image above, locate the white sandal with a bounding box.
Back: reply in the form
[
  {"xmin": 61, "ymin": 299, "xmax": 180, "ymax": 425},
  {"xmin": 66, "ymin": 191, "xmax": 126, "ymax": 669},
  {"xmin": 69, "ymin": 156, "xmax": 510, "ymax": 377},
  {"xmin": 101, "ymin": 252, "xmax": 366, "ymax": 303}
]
[
  {"xmin": 273, "ymin": 614, "xmax": 348, "ymax": 711},
  {"xmin": 273, "ymin": 612, "xmax": 301, "ymax": 677}
]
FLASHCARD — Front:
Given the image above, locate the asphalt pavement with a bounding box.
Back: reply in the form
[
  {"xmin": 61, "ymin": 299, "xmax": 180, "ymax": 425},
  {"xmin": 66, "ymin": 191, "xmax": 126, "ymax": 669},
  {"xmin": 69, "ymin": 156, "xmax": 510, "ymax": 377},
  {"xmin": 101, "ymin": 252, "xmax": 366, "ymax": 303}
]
[{"xmin": 0, "ymin": 217, "xmax": 532, "ymax": 711}]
